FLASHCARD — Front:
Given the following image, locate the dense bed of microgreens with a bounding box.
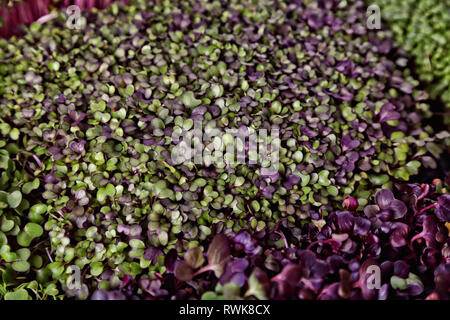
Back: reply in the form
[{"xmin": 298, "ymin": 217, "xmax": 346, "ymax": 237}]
[
  {"xmin": 0, "ymin": 0, "xmax": 449, "ymax": 300},
  {"xmin": 373, "ymin": 0, "xmax": 450, "ymax": 116},
  {"xmin": 95, "ymin": 181, "xmax": 450, "ymax": 300}
]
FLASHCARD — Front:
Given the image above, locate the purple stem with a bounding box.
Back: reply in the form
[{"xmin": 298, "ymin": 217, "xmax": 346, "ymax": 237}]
[
  {"xmin": 275, "ymin": 231, "xmax": 289, "ymax": 248},
  {"xmin": 414, "ymin": 202, "xmax": 438, "ymax": 217},
  {"xmin": 417, "ymin": 184, "xmax": 430, "ymax": 201}
]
